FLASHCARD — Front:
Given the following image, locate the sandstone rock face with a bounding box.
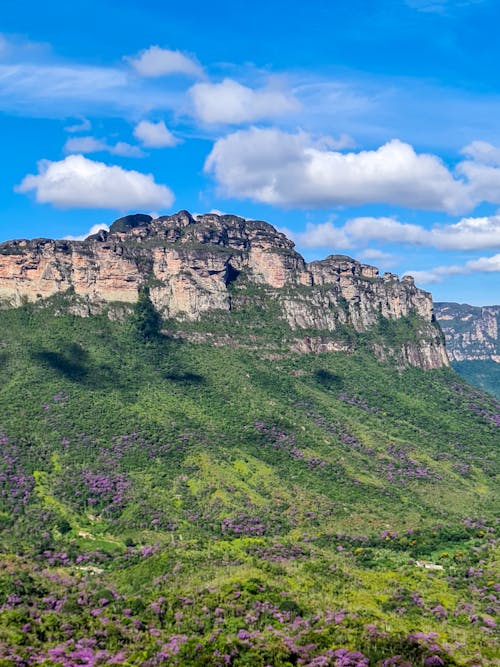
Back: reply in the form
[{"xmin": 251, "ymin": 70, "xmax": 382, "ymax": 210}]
[
  {"xmin": 0, "ymin": 211, "xmax": 449, "ymax": 369},
  {"xmin": 435, "ymin": 302, "xmax": 500, "ymax": 363}
]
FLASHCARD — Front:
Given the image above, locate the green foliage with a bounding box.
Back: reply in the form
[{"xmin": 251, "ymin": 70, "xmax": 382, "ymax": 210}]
[
  {"xmin": 0, "ymin": 307, "xmax": 498, "ymax": 664},
  {"xmin": 452, "ymin": 359, "xmax": 500, "ymax": 398},
  {"xmin": 132, "ymin": 286, "xmax": 162, "ymax": 342}
]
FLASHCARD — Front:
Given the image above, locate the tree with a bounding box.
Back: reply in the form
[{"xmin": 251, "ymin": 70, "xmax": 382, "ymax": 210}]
[{"xmin": 133, "ymin": 286, "xmax": 161, "ymax": 342}]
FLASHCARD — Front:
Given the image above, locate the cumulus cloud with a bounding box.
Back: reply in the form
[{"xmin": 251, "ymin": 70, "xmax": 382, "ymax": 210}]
[
  {"xmin": 407, "ymin": 253, "xmax": 500, "ymax": 284},
  {"xmin": 127, "ymin": 46, "xmax": 203, "ymax": 78},
  {"xmin": 133, "ymin": 120, "xmax": 179, "ymax": 148},
  {"xmin": 343, "ymin": 215, "xmax": 500, "ymax": 250},
  {"xmin": 345, "ymin": 217, "xmax": 428, "ymax": 245},
  {"xmin": 287, "ymin": 221, "xmax": 351, "ymax": 249},
  {"xmin": 455, "ymin": 159, "xmax": 500, "ymax": 205},
  {"xmin": 431, "ymin": 215, "xmax": 500, "ymax": 250},
  {"xmin": 16, "ymin": 154, "xmax": 174, "ymax": 209},
  {"xmin": 289, "ymin": 214, "xmax": 500, "ymax": 251},
  {"xmin": 63, "ymin": 136, "xmax": 145, "ymax": 157},
  {"xmin": 205, "ymin": 129, "xmax": 474, "ymax": 212},
  {"xmin": 64, "ymin": 222, "xmax": 110, "ymax": 241},
  {"xmin": 189, "ymin": 78, "xmax": 299, "ymax": 124},
  {"xmin": 461, "ymin": 140, "xmax": 500, "ymax": 166},
  {"xmin": 359, "ymin": 248, "xmax": 396, "ymax": 263}
]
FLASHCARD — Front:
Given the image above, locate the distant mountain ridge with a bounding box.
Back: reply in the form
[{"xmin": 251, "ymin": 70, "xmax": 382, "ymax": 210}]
[
  {"xmin": 434, "ymin": 302, "xmax": 499, "ymax": 363},
  {"xmin": 0, "ymin": 211, "xmax": 448, "ymax": 370},
  {"xmin": 435, "ymin": 302, "xmax": 500, "ymax": 397}
]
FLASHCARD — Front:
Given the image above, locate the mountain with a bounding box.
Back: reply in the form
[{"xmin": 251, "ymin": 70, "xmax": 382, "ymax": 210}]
[
  {"xmin": 0, "ymin": 213, "xmax": 498, "ymax": 666},
  {"xmin": 0, "ymin": 211, "xmax": 448, "ymax": 370},
  {"xmin": 435, "ymin": 302, "xmax": 500, "ymax": 397}
]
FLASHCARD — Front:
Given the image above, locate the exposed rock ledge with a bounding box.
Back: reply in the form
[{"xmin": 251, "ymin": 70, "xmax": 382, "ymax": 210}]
[{"xmin": 0, "ymin": 211, "xmax": 449, "ymax": 370}]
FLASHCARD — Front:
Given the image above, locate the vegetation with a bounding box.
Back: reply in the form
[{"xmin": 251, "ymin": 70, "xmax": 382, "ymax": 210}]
[
  {"xmin": 0, "ymin": 303, "xmax": 498, "ymax": 665},
  {"xmin": 452, "ymin": 360, "xmax": 500, "ymax": 399}
]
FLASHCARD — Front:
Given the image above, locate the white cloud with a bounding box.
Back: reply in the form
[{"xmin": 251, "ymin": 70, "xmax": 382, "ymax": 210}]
[
  {"xmin": 344, "ymin": 216, "xmax": 500, "ymax": 250},
  {"xmin": 16, "ymin": 154, "xmax": 174, "ymax": 210},
  {"xmin": 193, "ymin": 209, "xmax": 229, "ymax": 219},
  {"xmin": 64, "ymin": 223, "xmax": 110, "ymax": 241},
  {"xmin": 461, "ymin": 140, "xmax": 500, "ymax": 166},
  {"xmin": 0, "ymin": 63, "xmax": 128, "ymax": 103},
  {"xmin": 289, "ymin": 214, "xmax": 500, "ymax": 251},
  {"xmin": 432, "ymin": 215, "xmax": 500, "ymax": 249},
  {"xmin": 205, "ymin": 128, "xmax": 473, "ymax": 212},
  {"xmin": 287, "ymin": 221, "xmax": 351, "ymax": 249},
  {"xmin": 64, "ymin": 136, "xmax": 106, "ymax": 153},
  {"xmin": 316, "ymin": 133, "xmax": 357, "ymax": 150},
  {"xmin": 0, "ymin": 61, "xmax": 181, "ymax": 118},
  {"xmin": 345, "ymin": 217, "xmax": 428, "ymax": 245},
  {"xmin": 406, "ymin": 253, "xmax": 500, "ymax": 284},
  {"xmin": 65, "ymin": 117, "xmax": 91, "ymax": 133},
  {"xmin": 133, "ymin": 120, "xmax": 179, "ymax": 148},
  {"xmin": 127, "ymin": 46, "xmax": 203, "ymax": 78},
  {"xmin": 189, "ymin": 78, "xmax": 299, "ymax": 124},
  {"xmin": 467, "ymin": 253, "xmax": 500, "ymax": 272},
  {"xmin": 63, "ymin": 136, "xmax": 144, "ymax": 158},
  {"xmin": 359, "ymin": 248, "xmax": 396, "ymax": 262},
  {"xmin": 455, "ymin": 159, "xmax": 500, "ymax": 205},
  {"xmin": 110, "ymin": 142, "xmax": 145, "ymax": 158}
]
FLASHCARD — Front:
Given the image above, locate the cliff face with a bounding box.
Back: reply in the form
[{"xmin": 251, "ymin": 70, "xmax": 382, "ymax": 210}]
[
  {"xmin": 435, "ymin": 302, "xmax": 500, "ymax": 363},
  {"xmin": 0, "ymin": 211, "xmax": 449, "ymax": 369}
]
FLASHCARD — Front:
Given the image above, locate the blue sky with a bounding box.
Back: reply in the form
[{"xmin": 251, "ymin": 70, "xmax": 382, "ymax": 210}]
[{"xmin": 1, "ymin": 0, "xmax": 499, "ymax": 305}]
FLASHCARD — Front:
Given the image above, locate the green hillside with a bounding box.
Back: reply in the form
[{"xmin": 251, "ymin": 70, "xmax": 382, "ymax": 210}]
[
  {"xmin": 0, "ymin": 303, "xmax": 498, "ymax": 666},
  {"xmin": 452, "ymin": 360, "xmax": 500, "ymax": 399}
]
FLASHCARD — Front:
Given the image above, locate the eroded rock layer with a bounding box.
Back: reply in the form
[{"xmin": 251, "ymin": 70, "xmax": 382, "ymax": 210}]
[
  {"xmin": 0, "ymin": 211, "xmax": 449, "ymax": 369},
  {"xmin": 435, "ymin": 302, "xmax": 500, "ymax": 363}
]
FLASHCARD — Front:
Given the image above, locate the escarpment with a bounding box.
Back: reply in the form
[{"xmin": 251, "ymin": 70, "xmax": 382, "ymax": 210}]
[
  {"xmin": 435, "ymin": 302, "xmax": 500, "ymax": 363},
  {"xmin": 0, "ymin": 211, "xmax": 449, "ymax": 369}
]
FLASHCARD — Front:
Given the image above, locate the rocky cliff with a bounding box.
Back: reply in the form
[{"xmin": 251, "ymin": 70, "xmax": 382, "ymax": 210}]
[
  {"xmin": 435, "ymin": 302, "xmax": 500, "ymax": 363},
  {"xmin": 0, "ymin": 211, "xmax": 449, "ymax": 369}
]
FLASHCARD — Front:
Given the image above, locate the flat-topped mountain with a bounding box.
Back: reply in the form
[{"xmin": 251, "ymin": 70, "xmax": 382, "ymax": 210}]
[
  {"xmin": 0, "ymin": 211, "xmax": 448, "ymax": 369},
  {"xmin": 0, "ymin": 214, "xmax": 498, "ymax": 667}
]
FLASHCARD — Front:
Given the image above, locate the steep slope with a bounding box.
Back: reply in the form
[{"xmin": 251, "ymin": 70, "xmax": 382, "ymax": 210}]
[
  {"xmin": 435, "ymin": 302, "xmax": 500, "ymax": 397},
  {"xmin": 0, "ymin": 211, "xmax": 448, "ymax": 370},
  {"xmin": 0, "ymin": 305, "xmax": 498, "ymax": 666}
]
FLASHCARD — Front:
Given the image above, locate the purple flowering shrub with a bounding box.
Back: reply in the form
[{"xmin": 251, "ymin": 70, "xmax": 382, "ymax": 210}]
[
  {"xmin": 0, "ymin": 432, "xmax": 35, "ymax": 519},
  {"xmin": 54, "ymin": 466, "xmax": 132, "ymax": 517},
  {"xmin": 0, "ymin": 558, "xmax": 474, "ymax": 667},
  {"xmin": 251, "ymin": 421, "xmax": 330, "ymax": 471}
]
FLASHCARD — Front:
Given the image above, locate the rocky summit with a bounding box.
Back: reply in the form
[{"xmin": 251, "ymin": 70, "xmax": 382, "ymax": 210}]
[{"xmin": 0, "ymin": 211, "xmax": 448, "ymax": 370}]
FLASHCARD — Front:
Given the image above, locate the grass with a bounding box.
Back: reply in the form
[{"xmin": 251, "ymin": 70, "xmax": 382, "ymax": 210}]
[{"xmin": 0, "ymin": 303, "xmax": 498, "ymax": 665}]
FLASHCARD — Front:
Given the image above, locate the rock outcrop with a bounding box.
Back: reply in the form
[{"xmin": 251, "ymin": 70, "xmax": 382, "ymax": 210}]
[
  {"xmin": 0, "ymin": 211, "xmax": 449, "ymax": 369},
  {"xmin": 435, "ymin": 302, "xmax": 500, "ymax": 363}
]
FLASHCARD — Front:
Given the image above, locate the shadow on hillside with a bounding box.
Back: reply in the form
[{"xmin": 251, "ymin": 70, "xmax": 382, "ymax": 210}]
[
  {"xmin": 32, "ymin": 344, "xmax": 120, "ymax": 390},
  {"xmin": 314, "ymin": 369, "xmax": 344, "ymax": 391},
  {"xmin": 164, "ymin": 371, "xmax": 205, "ymax": 385}
]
